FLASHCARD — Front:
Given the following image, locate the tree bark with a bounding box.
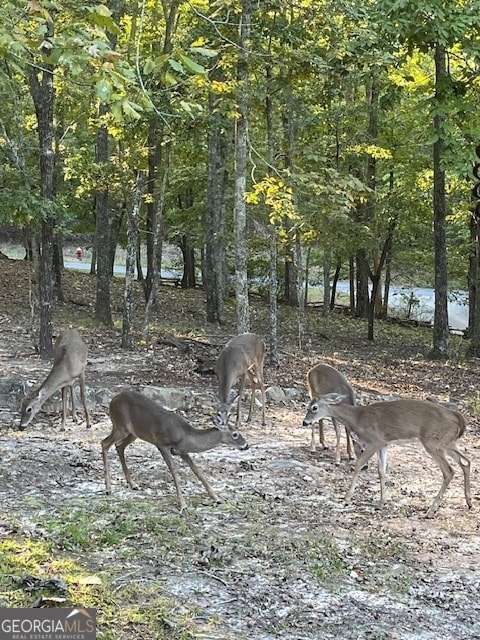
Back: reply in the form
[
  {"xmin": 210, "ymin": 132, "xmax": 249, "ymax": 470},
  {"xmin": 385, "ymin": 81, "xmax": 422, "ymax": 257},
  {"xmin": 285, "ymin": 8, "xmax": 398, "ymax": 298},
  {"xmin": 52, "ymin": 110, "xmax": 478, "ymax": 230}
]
[
  {"xmin": 122, "ymin": 171, "xmax": 145, "ymax": 348},
  {"xmin": 205, "ymin": 79, "xmax": 229, "ymax": 325},
  {"xmin": 233, "ymin": 0, "xmax": 252, "ymax": 334},
  {"xmin": 265, "ymin": 64, "xmax": 278, "ymax": 365},
  {"xmin": 28, "ymin": 19, "xmax": 56, "ymax": 358},
  {"xmin": 143, "ymin": 145, "xmax": 169, "ymax": 338},
  {"xmin": 430, "ymin": 43, "xmax": 449, "ymax": 359},
  {"xmin": 94, "ymin": 103, "xmax": 113, "ymax": 327}
]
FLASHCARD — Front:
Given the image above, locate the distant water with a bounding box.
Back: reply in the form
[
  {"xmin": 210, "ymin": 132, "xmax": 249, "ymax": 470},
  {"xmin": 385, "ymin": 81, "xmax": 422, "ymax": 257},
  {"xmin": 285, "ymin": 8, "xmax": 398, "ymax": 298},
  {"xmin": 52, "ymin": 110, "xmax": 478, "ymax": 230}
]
[{"xmin": 64, "ymin": 262, "xmax": 470, "ymax": 332}]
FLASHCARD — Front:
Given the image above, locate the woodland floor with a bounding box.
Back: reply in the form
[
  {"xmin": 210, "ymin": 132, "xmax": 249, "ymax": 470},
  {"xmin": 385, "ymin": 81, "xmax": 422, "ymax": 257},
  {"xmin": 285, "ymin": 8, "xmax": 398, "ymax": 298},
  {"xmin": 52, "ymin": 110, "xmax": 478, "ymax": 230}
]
[{"xmin": 1, "ymin": 256, "xmax": 480, "ymax": 639}]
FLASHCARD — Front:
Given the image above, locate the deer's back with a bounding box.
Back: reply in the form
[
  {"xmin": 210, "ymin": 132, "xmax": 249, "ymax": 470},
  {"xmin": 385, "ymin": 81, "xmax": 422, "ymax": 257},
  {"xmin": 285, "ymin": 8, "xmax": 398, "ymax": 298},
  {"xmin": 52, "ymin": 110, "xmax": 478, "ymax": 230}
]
[
  {"xmin": 354, "ymin": 399, "xmax": 465, "ymax": 444},
  {"xmin": 110, "ymin": 390, "xmax": 192, "ymax": 446},
  {"xmin": 307, "ymin": 363, "xmax": 355, "ymax": 406},
  {"xmin": 53, "ymin": 329, "xmax": 88, "ymax": 372},
  {"xmin": 216, "ymin": 334, "xmax": 265, "ymax": 384}
]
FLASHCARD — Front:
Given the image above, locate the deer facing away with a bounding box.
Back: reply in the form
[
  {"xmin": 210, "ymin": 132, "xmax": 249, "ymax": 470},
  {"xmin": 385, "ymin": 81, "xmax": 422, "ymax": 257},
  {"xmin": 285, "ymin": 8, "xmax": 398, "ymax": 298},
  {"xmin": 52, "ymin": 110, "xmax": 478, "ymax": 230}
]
[
  {"xmin": 213, "ymin": 333, "xmax": 266, "ymax": 428},
  {"xmin": 103, "ymin": 390, "xmax": 249, "ymax": 510},
  {"xmin": 20, "ymin": 329, "xmax": 91, "ymax": 430},
  {"xmin": 303, "ymin": 363, "xmax": 356, "ymax": 464},
  {"xmin": 303, "ymin": 393, "xmax": 471, "ymax": 518}
]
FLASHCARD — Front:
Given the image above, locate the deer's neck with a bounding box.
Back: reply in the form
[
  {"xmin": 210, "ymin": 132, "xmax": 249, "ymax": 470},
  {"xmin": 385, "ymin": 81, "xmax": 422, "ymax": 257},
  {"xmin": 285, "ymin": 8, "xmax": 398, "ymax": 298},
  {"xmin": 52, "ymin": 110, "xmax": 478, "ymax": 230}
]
[
  {"xmin": 177, "ymin": 428, "xmax": 223, "ymax": 454},
  {"xmin": 330, "ymin": 403, "xmax": 360, "ymax": 428}
]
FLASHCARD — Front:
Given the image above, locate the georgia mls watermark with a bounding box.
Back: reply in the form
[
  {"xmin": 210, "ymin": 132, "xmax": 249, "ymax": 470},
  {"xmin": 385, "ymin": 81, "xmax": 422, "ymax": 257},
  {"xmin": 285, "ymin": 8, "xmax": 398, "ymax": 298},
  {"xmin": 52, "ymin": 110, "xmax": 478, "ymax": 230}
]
[{"xmin": 0, "ymin": 608, "xmax": 96, "ymax": 640}]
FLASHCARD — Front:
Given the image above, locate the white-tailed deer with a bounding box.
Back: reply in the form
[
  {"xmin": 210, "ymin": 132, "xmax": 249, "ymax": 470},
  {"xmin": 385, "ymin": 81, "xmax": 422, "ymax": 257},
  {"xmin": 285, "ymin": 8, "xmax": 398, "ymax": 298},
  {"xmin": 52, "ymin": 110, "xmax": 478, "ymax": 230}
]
[
  {"xmin": 102, "ymin": 390, "xmax": 249, "ymax": 510},
  {"xmin": 20, "ymin": 329, "xmax": 91, "ymax": 430},
  {"xmin": 303, "ymin": 393, "xmax": 471, "ymax": 518},
  {"xmin": 213, "ymin": 333, "xmax": 266, "ymax": 428},
  {"xmin": 303, "ymin": 363, "xmax": 356, "ymax": 463}
]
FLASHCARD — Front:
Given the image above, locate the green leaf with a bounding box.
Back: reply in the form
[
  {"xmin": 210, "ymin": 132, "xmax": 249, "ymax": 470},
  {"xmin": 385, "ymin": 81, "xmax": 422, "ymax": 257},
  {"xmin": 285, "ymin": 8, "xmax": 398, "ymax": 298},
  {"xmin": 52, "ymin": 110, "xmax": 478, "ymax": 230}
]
[
  {"xmin": 189, "ymin": 46, "xmax": 218, "ymax": 58},
  {"xmin": 95, "ymin": 78, "xmax": 112, "ymax": 101},
  {"xmin": 164, "ymin": 71, "xmax": 178, "ymax": 86},
  {"xmin": 110, "ymin": 101, "xmax": 123, "ymax": 122},
  {"xmin": 179, "ymin": 54, "xmax": 206, "ymax": 75},
  {"xmin": 143, "ymin": 58, "xmax": 156, "ymax": 75},
  {"xmin": 122, "ymin": 100, "xmax": 142, "ymax": 120},
  {"xmin": 168, "ymin": 59, "xmax": 184, "ymax": 73}
]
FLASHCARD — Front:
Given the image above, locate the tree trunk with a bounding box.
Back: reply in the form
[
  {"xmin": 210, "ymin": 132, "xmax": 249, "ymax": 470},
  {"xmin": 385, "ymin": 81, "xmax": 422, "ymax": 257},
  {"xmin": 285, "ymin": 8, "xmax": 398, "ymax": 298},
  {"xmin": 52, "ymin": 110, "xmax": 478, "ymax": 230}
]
[
  {"xmin": 330, "ymin": 261, "xmax": 342, "ymax": 310},
  {"xmin": 94, "ymin": 103, "xmax": 113, "ymax": 327},
  {"xmin": 28, "ymin": 19, "xmax": 55, "ymax": 358},
  {"xmin": 180, "ymin": 234, "xmax": 196, "ymax": 288},
  {"xmin": 296, "ymin": 235, "xmax": 305, "ymax": 351},
  {"xmin": 233, "ymin": 0, "xmax": 252, "ymax": 334},
  {"xmin": 465, "ymin": 148, "xmax": 480, "ymax": 353},
  {"xmin": 349, "ymin": 256, "xmax": 355, "ymax": 313},
  {"xmin": 323, "ymin": 249, "xmax": 332, "ymax": 317},
  {"xmin": 265, "ymin": 64, "xmax": 278, "ymax": 365},
  {"xmin": 122, "ymin": 172, "xmax": 145, "ymax": 349},
  {"xmin": 205, "ymin": 79, "xmax": 229, "ymax": 325},
  {"xmin": 430, "ymin": 43, "xmax": 449, "ymax": 359},
  {"xmin": 145, "ymin": 128, "xmax": 163, "ymax": 302},
  {"xmin": 355, "ymin": 249, "xmax": 369, "ymax": 317},
  {"xmin": 143, "ymin": 147, "xmax": 169, "ymax": 338},
  {"xmin": 281, "ymin": 91, "xmax": 298, "ymax": 307}
]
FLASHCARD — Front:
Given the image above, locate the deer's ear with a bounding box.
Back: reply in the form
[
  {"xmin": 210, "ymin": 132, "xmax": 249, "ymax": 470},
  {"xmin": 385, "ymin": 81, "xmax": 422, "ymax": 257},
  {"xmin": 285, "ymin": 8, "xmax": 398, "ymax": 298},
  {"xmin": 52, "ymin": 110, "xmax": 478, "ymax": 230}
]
[
  {"xmin": 229, "ymin": 394, "xmax": 240, "ymax": 408},
  {"xmin": 324, "ymin": 392, "xmax": 346, "ymax": 405},
  {"xmin": 38, "ymin": 388, "xmax": 49, "ymax": 401}
]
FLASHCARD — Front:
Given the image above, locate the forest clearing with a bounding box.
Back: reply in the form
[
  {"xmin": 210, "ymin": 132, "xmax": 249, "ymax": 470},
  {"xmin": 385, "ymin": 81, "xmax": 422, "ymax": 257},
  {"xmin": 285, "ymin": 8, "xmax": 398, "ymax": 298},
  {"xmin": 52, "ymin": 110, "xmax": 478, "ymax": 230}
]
[{"xmin": 1, "ymin": 258, "xmax": 480, "ymax": 639}]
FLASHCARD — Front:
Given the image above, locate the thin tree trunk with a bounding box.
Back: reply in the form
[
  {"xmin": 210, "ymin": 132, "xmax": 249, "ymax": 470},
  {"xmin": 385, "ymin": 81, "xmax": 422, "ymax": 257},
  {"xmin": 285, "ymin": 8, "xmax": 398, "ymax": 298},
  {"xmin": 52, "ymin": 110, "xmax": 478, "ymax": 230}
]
[
  {"xmin": 323, "ymin": 249, "xmax": 332, "ymax": 317},
  {"xmin": 430, "ymin": 43, "xmax": 449, "ymax": 359},
  {"xmin": 143, "ymin": 148, "xmax": 170, "ymax": 338},
  {"xmin": 28, "ymin": 19, "xmax": 55, "ymax": 358},
  {"xmin": 296, "ymin": 235, "xmax": 305, "ymax": 351},
  {"xmin": 94, "ymin": 103, "xmax": 112, "ymax": 327},
  {"xmin": 205, "ymin": 66, "xmax": 229, "ymax": 325},
  {"xmin": 233, "ymin": 0, "xmax": 251, "ymax": 333},
  {"xmin": 265, "ymin": 63, "xmax": 278, "ymax": 365},
  {"xmin": 122, "ymin": 171, "xmax": 145, "ymax": 349}
]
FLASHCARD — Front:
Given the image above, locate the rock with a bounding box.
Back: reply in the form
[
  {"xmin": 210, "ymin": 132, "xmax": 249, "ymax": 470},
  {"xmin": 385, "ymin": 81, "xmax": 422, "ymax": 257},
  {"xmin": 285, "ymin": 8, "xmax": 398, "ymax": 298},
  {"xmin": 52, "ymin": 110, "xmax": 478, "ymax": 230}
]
[{"xmin": 0, "ymin": 378, "xmax": 26, "ymax": 408}]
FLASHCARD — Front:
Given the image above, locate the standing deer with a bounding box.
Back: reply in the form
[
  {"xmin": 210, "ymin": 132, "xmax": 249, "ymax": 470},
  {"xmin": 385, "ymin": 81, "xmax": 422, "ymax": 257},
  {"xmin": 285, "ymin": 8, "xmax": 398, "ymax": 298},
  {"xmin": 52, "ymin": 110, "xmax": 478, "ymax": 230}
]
[
  {"xmin": 303, "ymin": 393, "xmax": 471, "ymax": 518},
  {"xmin": 303, "ymin": 363, "xmax": 356, "ymax": 463},
  {"xmin": 20, "ymin": 329, "xmax": 91, "ymax": 430},
  {"xmin": 102, "ymin": 390, "xmax": 249, "ymax": 510},
  {"xmin": 213, "ymin": 333, "xmax": 266, "ymax": 428}
]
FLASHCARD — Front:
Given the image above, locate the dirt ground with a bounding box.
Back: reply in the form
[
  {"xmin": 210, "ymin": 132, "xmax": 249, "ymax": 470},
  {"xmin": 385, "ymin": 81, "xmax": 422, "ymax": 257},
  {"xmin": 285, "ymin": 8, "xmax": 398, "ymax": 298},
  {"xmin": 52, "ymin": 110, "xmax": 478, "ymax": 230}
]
[{"xmin": 1, "ymin": 257, "xmax": 480, "ymax": 639}]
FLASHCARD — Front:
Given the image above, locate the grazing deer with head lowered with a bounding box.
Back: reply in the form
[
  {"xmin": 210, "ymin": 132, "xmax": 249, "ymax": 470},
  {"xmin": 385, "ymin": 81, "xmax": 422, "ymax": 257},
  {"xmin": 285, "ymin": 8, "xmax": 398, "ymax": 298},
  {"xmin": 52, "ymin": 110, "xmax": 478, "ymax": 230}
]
[
  {"xmin": 102, "ymin": 390, "xmax": 249, "ymax": 511},
  {"xmin": 303, "ymin": 363, "xmax": 356, "ymax": 464},
  {"xmin": 213, "ymin": 333, "xmax": 266, "ymax": 428},
  {"xmin": 20, "ymin": 329, "xmax": 91, "ymax": 431},
  {"xmin": 303, "ymin": 393, "xmax": 471, "ymax": 518}
]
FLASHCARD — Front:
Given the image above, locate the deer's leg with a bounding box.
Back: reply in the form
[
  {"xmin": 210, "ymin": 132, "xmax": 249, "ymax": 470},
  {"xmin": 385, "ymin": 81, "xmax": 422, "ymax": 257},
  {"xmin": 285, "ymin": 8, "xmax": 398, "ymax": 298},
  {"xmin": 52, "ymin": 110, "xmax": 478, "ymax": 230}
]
[
  {"xmin": 158, "ymin": 447, "xmax": 187, "ymax": 511},
  {"xmin": 331, "ymin": 418, "xmax": 342, "ymax": 465},
  {"xmin": 235, "ymin": 374, "xmax": 247, "ymax": 427},
  {"xmin": 446, "ymin": 445, "xmax": 472, "ymax": 510},
  {"xmin": 255, "ymin": 367, "xmax": 267, "ymax": 426},
  {"xmin": 180, "ymin": 453, "xmax": 221, "ymax": 504},
  {"xmin": 115, "ymin": 434, "xmax": 138, "ymax": 490},
  {"xmin": 423, "ymin": 444, "xmax": 455, "ymax": 518},
  {"xmin": 78, "ymin": 372, "xmax": 91, "ymax": 428},
  {"xmin": 101, "ymin": 432, "xmax": 119, "ymax": 494},
  {"xmin": 318, "ymin": 420, "xmax": 326, "ymax": 449},
  {"xmin": 310, "ymin": 423, "xmax": 317, "ymax": 453},
  {"xmin": 345, "ymin": 426, "xmax": 354, "ymax": 461},
  {"xmin": 60, "ymin": 386, "xmax": 68, "ymax": 430},
  {"xmin": 246, "ymin": 371, "xmax": 256, "ymax": 422},
  {"xmin": 345, "ymin": 446, "xmax": 378, "ymax": 504},
  {"xmin": 68, "ymin": 385, "xmax": 76, "ymax": 421},
  {"xmin": 376, "ymin": 447, "xmax": 389, "ymax": 508}
]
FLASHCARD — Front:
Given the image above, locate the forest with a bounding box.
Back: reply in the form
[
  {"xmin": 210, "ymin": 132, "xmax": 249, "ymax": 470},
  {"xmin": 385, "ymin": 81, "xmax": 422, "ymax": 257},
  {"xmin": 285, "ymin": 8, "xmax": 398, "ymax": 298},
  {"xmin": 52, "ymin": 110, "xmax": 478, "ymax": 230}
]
[
  {"xmin": 2, "ymin": 3, "xmax": 480, "ymax": 638},
  {"xmin": 1, "ymin": 0, "xmax": 480, "ymax": 358}
]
